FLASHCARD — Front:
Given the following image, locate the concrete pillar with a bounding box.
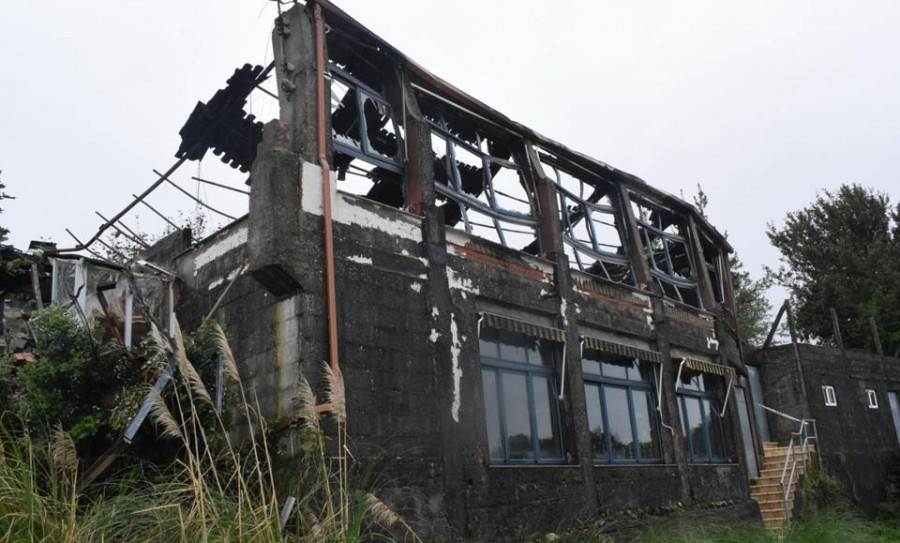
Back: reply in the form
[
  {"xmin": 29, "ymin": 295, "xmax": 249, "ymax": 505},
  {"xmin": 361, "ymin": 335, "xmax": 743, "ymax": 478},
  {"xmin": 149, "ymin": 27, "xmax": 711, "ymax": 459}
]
[
  {"xmin": 525, "ymin": 143, "xmax": 599, "ymax": 513},
  {"xmin": 403, "ymin": 81, "xmax": 468, "ymax": 538},
  {"xmin": 271, "ymin": 4, "xmax": 328, "ymax": 164},
  {"xmin": 652, "ymin": 297, "xmax": 693, "ymax": 503}
]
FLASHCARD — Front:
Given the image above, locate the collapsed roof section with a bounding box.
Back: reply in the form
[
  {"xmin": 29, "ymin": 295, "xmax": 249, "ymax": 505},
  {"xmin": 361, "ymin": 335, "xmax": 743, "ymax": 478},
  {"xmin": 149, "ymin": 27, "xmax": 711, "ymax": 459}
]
[
  {"xmin": 313, "ymin": 0, "xmax": 730, "ymax": 253},
  {"xmin": 268, "ymin": 0, "xmax": 736, "ymax": 313}
]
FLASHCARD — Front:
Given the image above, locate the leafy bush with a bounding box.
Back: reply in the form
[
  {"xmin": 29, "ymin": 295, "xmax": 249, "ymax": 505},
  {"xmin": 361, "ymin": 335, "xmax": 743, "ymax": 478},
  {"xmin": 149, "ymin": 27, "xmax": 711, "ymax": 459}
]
[
  {"xmin": 19, "ymin": 304, "xmax": 134, "ymax": 448},
  {"xmin": 799, "ymin": 463, "xmax": 845, "ymax": 516},
  {"xmin": 0, "ymin": 321, "xmax": 418, "ymax": 543},
  {"xmin": 13, "ymin": 305, "xmax": 223, "ymax": 464}
]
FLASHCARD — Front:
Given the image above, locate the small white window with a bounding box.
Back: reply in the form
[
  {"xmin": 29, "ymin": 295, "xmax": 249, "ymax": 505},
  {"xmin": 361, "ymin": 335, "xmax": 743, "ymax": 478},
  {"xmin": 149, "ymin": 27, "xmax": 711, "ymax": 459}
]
[
  {"xmin": 823, "ymin": 385, "xmax": 837, "ymax": 407},
  {"xmin": 867, "ymin": 389, "xmax": 879, "ymax": 409}
]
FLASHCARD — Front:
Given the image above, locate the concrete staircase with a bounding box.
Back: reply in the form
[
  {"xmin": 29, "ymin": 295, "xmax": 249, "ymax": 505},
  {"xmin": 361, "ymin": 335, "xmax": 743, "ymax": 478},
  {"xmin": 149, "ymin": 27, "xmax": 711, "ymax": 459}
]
[{"xmin": 750, "ymin": 441, "xmax": 816, "ymax": 531}]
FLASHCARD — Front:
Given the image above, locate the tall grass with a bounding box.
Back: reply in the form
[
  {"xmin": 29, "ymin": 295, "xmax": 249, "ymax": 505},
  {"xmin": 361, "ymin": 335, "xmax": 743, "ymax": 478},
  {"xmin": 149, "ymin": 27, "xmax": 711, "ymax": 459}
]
[{"xmin": 0, "ymin": 319, "xmax": 419, "ymax": 543}]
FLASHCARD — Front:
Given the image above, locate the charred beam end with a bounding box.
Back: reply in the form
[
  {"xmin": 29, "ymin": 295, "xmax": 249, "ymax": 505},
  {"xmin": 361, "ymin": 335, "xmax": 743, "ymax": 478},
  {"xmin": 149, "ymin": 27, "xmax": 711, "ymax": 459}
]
[{"xmin": 176, "ymin": 64, "xmax": 268, "ymax": 173}]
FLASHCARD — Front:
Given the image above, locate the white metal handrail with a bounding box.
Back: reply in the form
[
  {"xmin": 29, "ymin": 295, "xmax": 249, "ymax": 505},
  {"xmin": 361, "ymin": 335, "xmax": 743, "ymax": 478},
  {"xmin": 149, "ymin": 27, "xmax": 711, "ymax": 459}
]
[{"xmin": 778, "ymin": 418, "xmax": 818, "ymax": 524}]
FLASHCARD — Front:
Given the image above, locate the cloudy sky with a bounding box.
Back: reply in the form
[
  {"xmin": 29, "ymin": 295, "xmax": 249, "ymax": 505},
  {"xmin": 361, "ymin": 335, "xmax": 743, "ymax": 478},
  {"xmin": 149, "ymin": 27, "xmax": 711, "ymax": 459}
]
[{"xmin": 2, "ymin": 0, "xmax": 898, "ymax": 308}]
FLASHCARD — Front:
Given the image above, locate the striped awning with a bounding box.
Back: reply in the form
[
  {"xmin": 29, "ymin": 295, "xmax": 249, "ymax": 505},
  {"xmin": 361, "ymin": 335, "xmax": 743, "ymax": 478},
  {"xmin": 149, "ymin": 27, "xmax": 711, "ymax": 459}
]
[
  {"xmin": 679, "ymin": 357, "xmax": 736, "ymax": 380},
  {"xmin": 480, "ymin": 312, "xmax": 566, "ymax": 343},
  {"xmin": 582, "ymin": 336, "xmax": 663, "ymax": 363}
]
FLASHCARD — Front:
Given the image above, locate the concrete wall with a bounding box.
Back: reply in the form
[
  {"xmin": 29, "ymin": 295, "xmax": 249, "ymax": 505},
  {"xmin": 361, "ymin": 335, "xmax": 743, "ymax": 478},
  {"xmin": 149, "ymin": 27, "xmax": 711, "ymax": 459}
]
[
  {"xmin": 756, "ymin": 343, "xmax": 900, "ymax": 511},
  {"xmin": 163, "ymin": 172, "xmax": 755, "ymax": 540}
]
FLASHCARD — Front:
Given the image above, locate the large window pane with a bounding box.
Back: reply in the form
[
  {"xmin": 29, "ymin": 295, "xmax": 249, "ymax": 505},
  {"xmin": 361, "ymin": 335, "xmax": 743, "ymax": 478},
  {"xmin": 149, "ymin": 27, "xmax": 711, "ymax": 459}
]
[
  {"xmin": 53, "ymin": 260, "xmax": 76, "ymax": 302},
  {"xmin": 533, "ymin": 375, "xmax": 562, "ymax": 461},
  {"xmin": 498, "ymin": 338, "xmax": 528, "ymax": 364},
  {"xmin": 889, "ymin": 392, "xmax": 900, "ymax": 446},
  {"xmin": 481, "ymin": 369, "xmax": 504, "ymax": 461},
  {"xmin": 502, "ymin": 372, "xmax": 534, "ymax": 460},
  {"xmin": 601, "ymin": 361, "xmax": 629, "ymax": 381},
  {"xmin": 582, "ymin": 358, "xmax": 602, "ymax": 376},
  {"xmin": 633, "ymin": 389, "xmax": 662, "ymax": 460},
  {"xmin": 585, "ymin": 384, "xmax": 607, "ymax": 460},
  {"xmin": 606, "ymin": 386, "xmax": 636, "ymax": 460},
  {"xmin": 705, "ymin": 399, "xmax": 727, "ymax": 461},
  {"xmin": 683, "ymin": 396, "xmax": 708, "ymax": 461},
  {"xmin": 479, "ymin": 337, "xmax": 499, "ymax": 358}
]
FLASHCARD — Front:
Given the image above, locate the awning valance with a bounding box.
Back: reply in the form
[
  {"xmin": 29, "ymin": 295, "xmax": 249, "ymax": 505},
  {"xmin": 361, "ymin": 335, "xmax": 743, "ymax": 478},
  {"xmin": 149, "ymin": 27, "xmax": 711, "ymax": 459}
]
[
  {"xmin": 479, "ymin": 312, "xmax": 566, "ymax": 343},
  {"xmin": 678, "ymin": 357, "xmax": 737, "ymax": 380},
  {"xmin": 582, "ymin": 336, "xmax": 663, "ymax": 363}
]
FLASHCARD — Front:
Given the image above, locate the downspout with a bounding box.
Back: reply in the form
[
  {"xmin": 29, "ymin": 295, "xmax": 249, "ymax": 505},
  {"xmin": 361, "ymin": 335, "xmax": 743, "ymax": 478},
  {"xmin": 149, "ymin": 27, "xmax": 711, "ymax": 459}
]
[{"xmin": 314, "ymin": 3, "xmax": 340, "ymax": 375}]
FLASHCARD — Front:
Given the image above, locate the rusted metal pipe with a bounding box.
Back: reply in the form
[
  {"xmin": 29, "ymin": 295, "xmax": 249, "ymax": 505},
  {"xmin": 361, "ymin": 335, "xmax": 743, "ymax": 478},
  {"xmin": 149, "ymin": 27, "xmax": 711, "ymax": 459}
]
[
  {"xmin": 54, "ymin": 157, "xmax": 187, "ymax": 253},
  {"xmin": 314, "ymin": 3, "xmax": 340, "ymax": 375},
  {"xmin": 153, "ymin": 169, "xmax": 238, "ymax": 221},
  {"xmin": 95, "ymin": 212, "xmax": 150, "ymax": 248}
]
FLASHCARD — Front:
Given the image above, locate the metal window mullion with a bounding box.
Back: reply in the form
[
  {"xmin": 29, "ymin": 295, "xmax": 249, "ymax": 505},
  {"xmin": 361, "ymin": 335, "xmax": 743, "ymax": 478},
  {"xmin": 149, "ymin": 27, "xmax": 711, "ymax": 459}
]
[
  {"xmin": 492, "ymin": 217, "xmax": 507, "ymax": 246},
  {"xmin": 662, "ymin": 237, "xmax": 676, "ymax": 278},
  {"xmin": 526, "ymin": 370, "xmax": 540, "ymax": 463},
  {"xmin": 482, "ymin": 156, "xmax": 509, "ymax": 248},
  {"xmin": 481, "ymin": 358, "xmax": 556, "ymax": 375},
  {"xmin": 583, "ymin": 206, "xmax": 602, "ymax": 255},
  {"xmin": 642, "ymin": 228, "xmax": 658, "ymax": 272},
  {"xmin": 600, "ymin": 384, "xmax": 614, "ymax": 463},
  {"xmin": 497, "ymin": 368, "xmax": 511, "ymax": 464},
  {"xmin": 680, "ymin": 395, "xmax": 694, "ymax": 462},
  {"xmin": 627, "ymin": 385, "xmax": 642, "ymax": 462},
  {"xmin": 355, "ymin": 88, "xmax": 370, "ymax": 156},
  {"xmin": 700, "ymin": 398, "xmax": 714, "ymax": 463},
  {"xmin": 445, "ymin": 137, "xmax": 471, "ymax": 233}
]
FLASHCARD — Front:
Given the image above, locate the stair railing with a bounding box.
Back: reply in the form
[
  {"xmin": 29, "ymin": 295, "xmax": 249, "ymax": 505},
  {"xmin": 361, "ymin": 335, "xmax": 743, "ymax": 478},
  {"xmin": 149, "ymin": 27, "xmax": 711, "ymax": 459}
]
[
  {"xmin": 779, "ymin": 418, "xmax": 818, "ymax": 523},
  {"xmin": 756, "ymin": 404, "xmax": 819, "ymax": 525}
]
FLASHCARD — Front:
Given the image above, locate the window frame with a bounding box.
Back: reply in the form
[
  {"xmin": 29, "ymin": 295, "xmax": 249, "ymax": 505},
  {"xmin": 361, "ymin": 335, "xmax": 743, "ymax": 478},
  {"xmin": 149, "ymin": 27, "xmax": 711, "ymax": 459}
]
[
  {"xmin": 677, "ymin": 375, "xmax": 729, "ymax": 464},
  {"xmin": 823, "ymin": 385, "xmax": 837, "ymax": 407},
  {"xmin": 582, "ymin": 355, "xmax": 664, "ymax": 464},
  {"xmin": 429, "ymin": 117, "xmax": 540, "ymax": 251},
  {"xmin": 329, "ymin": 65, "xmax": 404, "ymax": 175},
  {"xmin": 630, "ymin": 195, "xmax": 701, "ymax": 307},
  {"xmin": 540, "ymin": 154, "xmax": 633, "ymax": 285},
  {"xmin": 480, "ymin": 328, "xmax": 566, "ymax": 465},
  {"xmin": 867, "ymin": 389, "xmax": 879, "ymax": 409}
]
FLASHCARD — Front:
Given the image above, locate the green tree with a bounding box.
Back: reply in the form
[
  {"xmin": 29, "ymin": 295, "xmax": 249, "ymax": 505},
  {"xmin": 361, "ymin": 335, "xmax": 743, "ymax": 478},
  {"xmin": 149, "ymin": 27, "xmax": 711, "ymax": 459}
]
[
  {"xmin": 731, "ymin": 255, "xmax": 772, "ymax": 348},
  {"xmin": 693, "ymin": 184, "xmax": 772, "ymax": 349},
  {"xmin": 766, "ymin": 184, "xmax": 900, "ymax": 353}
]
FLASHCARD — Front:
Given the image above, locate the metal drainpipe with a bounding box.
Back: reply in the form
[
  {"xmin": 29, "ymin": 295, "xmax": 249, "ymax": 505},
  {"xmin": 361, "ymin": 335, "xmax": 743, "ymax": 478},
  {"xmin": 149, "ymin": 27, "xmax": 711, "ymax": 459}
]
[{"xmin": 314, "ymin": 3, "xmax": 340, "ymax": 375}]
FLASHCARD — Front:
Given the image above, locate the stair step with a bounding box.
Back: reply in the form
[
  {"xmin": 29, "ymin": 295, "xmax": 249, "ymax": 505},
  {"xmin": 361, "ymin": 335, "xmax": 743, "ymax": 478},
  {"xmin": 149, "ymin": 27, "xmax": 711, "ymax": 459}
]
[
  {"xmin": 760, "ymin": 467, "xmax": 805, "ymax": 477},
  {"xmin": 752, "ymin": 490, "xmax": 786, "ymax": 501},
  {"xmin": 761, "ymin": 509, "xmax": 790, "ymax": 521},
  {"xmin": 756, "ymin": 499, "xmax": 794, "ymax": 512},
  {"xmin": 751, "ymin": 484, "xmax": 782, "ymax": 496}
]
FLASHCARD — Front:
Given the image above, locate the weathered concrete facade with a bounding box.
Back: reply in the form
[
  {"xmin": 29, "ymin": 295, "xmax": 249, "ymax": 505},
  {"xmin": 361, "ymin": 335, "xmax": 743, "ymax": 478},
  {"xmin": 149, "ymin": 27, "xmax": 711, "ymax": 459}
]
[
  {"xmin": 156, "ymin": 2, "xmax": 760, "ymax": 539},
  {"xmin": 754, "ymin": 343, "xmax": 900, "ymax": 511}
]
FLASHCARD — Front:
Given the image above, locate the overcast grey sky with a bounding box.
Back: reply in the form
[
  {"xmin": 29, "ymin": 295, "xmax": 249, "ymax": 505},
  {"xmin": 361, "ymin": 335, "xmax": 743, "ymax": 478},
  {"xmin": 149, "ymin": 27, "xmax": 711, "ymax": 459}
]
[{"xmin": 2, "ymin": 1, "xmax": 899, "ymax": 308}]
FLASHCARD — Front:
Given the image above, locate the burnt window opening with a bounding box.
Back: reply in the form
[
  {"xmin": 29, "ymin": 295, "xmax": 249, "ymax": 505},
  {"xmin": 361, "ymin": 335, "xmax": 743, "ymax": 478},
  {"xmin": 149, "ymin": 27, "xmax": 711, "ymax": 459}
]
[
  {"xmin": 631, "ymin": 195, "xmax": 700, "ymax": 307},
  {"xmin": 329, "ymin": 65, "xmax": 405, "ymax": 208},
  {"xmin": 537, "ymin": 152, "xmax": 633, "ymax": 285},
  {"xmin": 700, "ymin": 232, "xmax": 725, "ymax": 305},
  {"xmin": 427, "ymin": 114, "xmax": 539, "ymax": 252}
]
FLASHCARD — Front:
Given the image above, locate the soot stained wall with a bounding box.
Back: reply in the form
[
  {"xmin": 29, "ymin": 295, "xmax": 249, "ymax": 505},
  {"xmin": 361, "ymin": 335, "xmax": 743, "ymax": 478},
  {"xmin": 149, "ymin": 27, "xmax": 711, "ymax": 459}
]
[{"xmin": 757, "ymin": 344, "xmax": 900, "ymax": 511}]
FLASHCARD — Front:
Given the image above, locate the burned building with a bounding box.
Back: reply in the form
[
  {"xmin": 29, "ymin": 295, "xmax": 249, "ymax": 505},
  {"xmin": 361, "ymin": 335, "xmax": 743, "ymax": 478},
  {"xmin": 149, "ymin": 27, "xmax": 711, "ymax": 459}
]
[{"xmin": 48, "ymin": 1, "xmax": 766, "ymax": 539}]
